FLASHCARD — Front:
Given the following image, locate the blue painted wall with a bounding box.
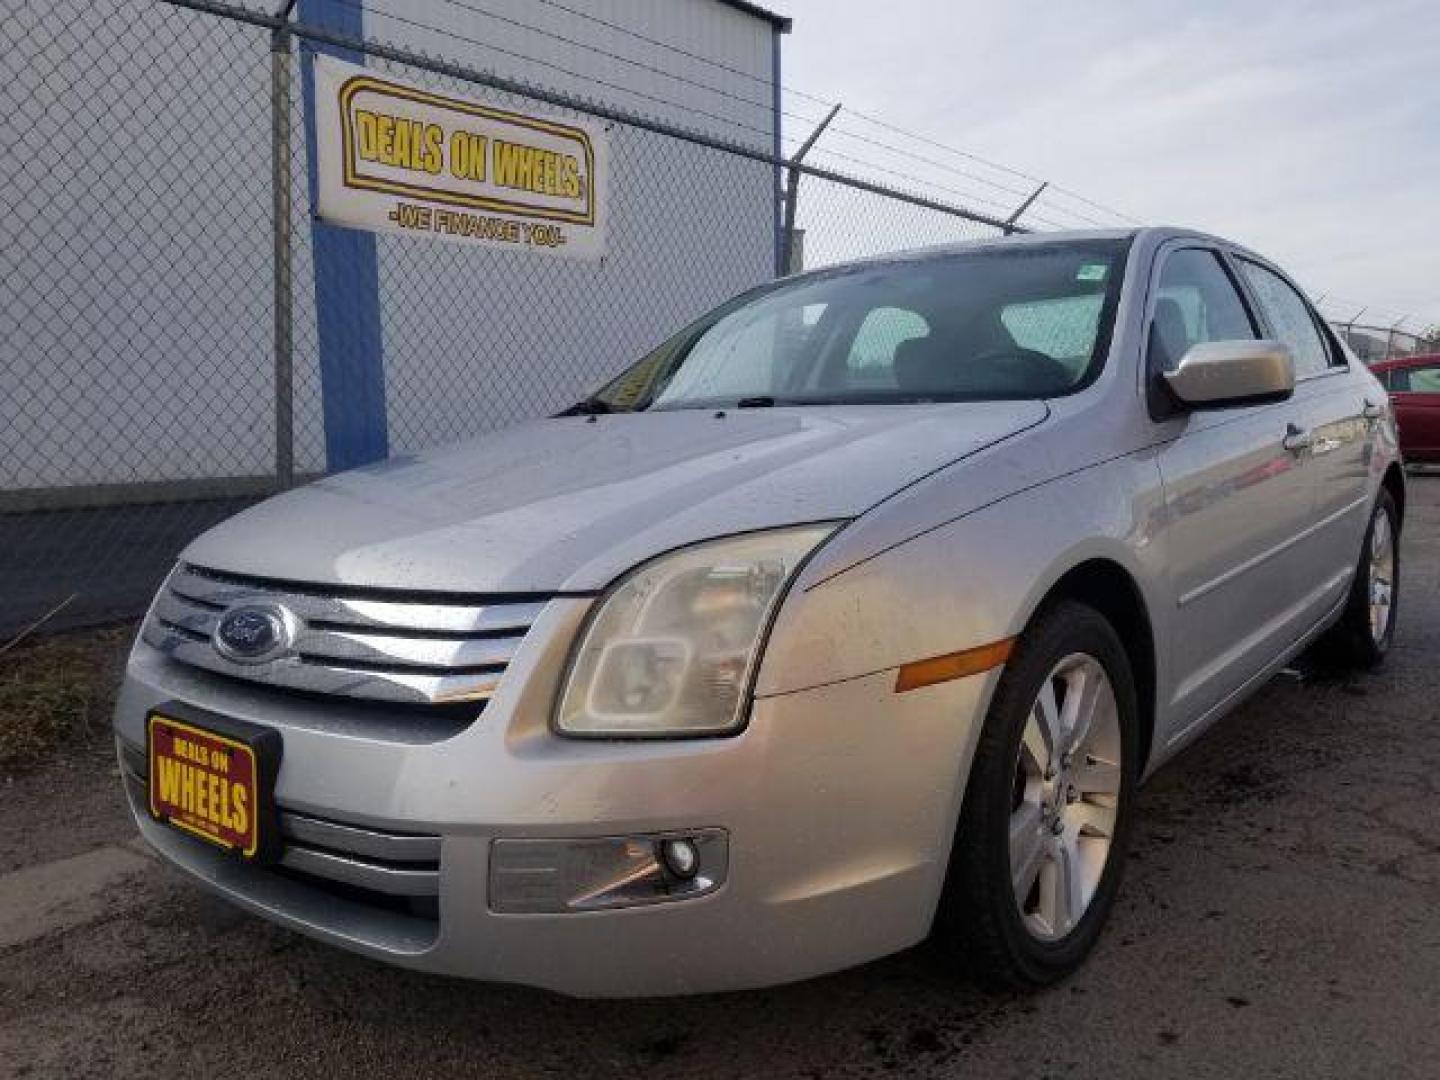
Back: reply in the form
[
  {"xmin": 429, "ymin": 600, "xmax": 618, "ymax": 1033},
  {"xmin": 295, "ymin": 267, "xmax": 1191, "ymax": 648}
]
[{"xmin": 298, "ymin": 0, "xmax": 388, "ymax": 471}]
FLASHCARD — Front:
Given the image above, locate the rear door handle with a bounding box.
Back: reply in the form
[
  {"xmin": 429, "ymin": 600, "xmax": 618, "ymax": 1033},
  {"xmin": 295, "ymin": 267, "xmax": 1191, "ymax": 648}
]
[
  {"xmin": 1362, "ymin": 398, "xmax": 1385, "ymax": 420},
  {"xmin": 1283, "ymin": 423, "xmax": 1312, "ymax": 453}
]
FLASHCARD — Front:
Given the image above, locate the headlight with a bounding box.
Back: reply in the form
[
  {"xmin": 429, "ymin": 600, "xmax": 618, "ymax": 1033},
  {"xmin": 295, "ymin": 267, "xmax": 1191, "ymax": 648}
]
[{"xmin": 555, "ymin": 525, "xmax": 838, "ymax": 737}]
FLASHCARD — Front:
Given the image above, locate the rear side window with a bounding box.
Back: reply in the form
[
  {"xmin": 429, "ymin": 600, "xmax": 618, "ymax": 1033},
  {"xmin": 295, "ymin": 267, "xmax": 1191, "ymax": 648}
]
[
  {"xmin": 1147, "ymin": 248, "xmax": 1256, "ymax": 372},
  {"xmin": 1236, "ymin": 260, "xmax": 1334, "ymax": 379}
]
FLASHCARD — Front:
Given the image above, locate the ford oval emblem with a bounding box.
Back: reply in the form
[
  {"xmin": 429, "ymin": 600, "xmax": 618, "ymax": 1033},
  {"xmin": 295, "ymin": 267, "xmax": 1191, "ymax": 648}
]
[{"xmin": 213, "ymin": 604, "xmax": 292, "ymax": 664}]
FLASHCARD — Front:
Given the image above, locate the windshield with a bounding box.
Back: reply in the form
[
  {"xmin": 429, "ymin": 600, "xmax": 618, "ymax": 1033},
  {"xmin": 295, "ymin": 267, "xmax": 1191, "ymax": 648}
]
[{"xmin": 587, "ymin": 238, "xmax": 1132, "ymax": 412}]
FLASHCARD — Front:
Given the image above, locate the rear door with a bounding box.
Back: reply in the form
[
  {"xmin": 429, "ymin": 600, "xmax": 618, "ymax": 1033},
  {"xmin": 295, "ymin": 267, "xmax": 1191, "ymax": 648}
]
[
  {"xmin": 1149, "ymin": 244, "xmax": 1318, "ymax": 734},
  {"xmin": 1232, "ymin": 256, "xmax": 1373, "ymax": 612},
  {"xmin": 1388, "ymin": 362, "xmax": 1440, "ymax": 461}
]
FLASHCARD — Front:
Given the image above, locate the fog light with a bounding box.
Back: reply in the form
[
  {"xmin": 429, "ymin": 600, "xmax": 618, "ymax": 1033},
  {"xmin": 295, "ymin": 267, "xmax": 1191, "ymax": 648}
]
[
  {"xmin": 489, "ymin": 829, "xmax": 728, "ymax": 913},
  {"xmin": 660, "ymin": 837, "xmax": 699, "ymax": 880}
]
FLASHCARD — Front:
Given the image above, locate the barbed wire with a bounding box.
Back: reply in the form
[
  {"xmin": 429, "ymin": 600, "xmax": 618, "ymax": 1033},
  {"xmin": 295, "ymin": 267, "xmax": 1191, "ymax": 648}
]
[
  {"xmin": 518, "ymin": 0, "xmax": 1144, "ymax": 226},
  {"xmin": 382, "ymin": 0, "xmax": 782, "ymax": 116},
  {"xmin": 1312, "ymin": 293, "xmax": 1430, "ymax": 331},
  {"xmin": 333, "ymin": 0, "xmax": 1143, "ymax": 230},
  {"xmin": 193, "ymin": 0, "xmax": 1439, "ymax": 323},
  {"xmin": 297, "ymin": 0, "xmax": 1433, "ymax": 327},
  {"xmin": 321, "ymin": 0, "xmax": 783, "ymax": 145},
  {"xmin": 301, "ymin": 0, "xmax": 1423, "ymax": 317},
  {"xmin": 791, "ymin": 145, "xmax": 1077, "ymax": 232}
]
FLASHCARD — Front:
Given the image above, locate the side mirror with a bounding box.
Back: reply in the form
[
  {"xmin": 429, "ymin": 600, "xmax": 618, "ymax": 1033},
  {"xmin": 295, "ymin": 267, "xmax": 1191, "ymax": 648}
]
[{"xmin": 1162, "ymin": 340, "xmax": 1295, "ymax": 409}]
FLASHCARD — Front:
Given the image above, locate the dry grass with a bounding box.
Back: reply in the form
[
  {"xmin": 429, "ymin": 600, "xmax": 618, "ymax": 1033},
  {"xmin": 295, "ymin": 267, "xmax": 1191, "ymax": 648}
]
[{"xmin": 0, "ymin": 623, "xmax": 135, "ymax": 773}]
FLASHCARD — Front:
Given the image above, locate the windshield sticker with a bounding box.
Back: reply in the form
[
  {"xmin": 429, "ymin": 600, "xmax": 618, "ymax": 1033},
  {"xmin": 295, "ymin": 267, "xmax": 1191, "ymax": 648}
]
[{"xmin": 1076, "ymin": 263, "xmax": 1108, "ymax": 282}]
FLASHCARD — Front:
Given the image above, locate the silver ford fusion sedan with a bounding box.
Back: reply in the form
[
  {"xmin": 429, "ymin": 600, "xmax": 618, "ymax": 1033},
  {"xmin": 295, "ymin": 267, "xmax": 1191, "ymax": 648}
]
[{"xmin": 115, "ymin": 228, "xmax": 1404, "ymax": 996}]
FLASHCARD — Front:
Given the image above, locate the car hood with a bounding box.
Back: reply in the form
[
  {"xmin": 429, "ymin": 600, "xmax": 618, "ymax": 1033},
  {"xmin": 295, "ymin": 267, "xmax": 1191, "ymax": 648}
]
[{"xmin": 183, "ymin": 402, "xmax": 1047, "ymax": 593}]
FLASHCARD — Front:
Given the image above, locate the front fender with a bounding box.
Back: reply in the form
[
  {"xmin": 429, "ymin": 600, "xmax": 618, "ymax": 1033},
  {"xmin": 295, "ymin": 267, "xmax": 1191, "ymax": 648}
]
[{"xmin": 753, "ymin": 452, "xmax": 1169, "ymax": 699}]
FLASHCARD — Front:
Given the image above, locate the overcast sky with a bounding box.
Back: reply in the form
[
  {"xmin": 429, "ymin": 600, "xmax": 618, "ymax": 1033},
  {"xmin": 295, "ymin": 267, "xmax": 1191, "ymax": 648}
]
[{"xmin": 777, "ymin": 0, "xmax": 1440, "ymax": 330}]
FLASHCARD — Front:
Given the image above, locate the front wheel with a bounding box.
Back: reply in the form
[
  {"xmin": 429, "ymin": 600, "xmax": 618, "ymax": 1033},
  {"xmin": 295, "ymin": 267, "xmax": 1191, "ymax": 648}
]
[
  {"xmin": 938, "ymin": 601, "xmax": 1139, "ymax": 989},
  {"xmin": 1317, "ymin": 489, "xmax": 1400, "ymax": 668}
]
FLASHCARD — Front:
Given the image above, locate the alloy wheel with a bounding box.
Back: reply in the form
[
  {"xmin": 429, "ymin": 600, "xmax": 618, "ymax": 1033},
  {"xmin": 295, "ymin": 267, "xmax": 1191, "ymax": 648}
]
[
  {"xmin": 1369, "ymin": 509, "xmax": 1396, "ymax": 643},
  {"xmin": 1009, "ymin": 653, "xmax": 1122, "ymax": 941}
]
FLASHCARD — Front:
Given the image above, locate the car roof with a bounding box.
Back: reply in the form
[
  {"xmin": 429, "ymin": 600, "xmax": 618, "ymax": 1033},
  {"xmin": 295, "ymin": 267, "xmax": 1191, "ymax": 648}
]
[
  {"xmin": 796, "ymin": 226, "xmax": 1274, "ymax": 276},
  {"xmin": 1371, "ymin": 352, "xmax": 1440, "ymax": 372}
]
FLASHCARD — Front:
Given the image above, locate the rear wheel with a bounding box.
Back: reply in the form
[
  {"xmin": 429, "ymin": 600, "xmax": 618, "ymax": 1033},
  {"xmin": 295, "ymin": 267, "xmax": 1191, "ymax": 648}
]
[
  {"xmin": 939, "ymin": 602, "xmax": 1139, "ymax": 989},
  {"xmin": 1318, "ymin": 490, "xmax": 1399, "ymax": 668}
]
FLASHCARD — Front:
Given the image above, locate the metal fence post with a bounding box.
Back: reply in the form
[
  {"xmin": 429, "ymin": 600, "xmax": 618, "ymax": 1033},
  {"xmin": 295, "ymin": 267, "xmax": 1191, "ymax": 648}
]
[
  {"xmin": 271, "ymin": 6, "xmax": 297, "ymax": 490},
  {"xmin": 780, "ymin": 103, "xmax": 840, "ymax": 277},
  {"xmin": 1003, "ymin": 182, "xmax": 1047, "ymax": 235},
  {"xmin": 779, "ymin": 165, "xmax": 801, "ymax": 276},
  {"xmin": 1385, "ymin": 315, "xmax": 1409, "ymax": 361}
]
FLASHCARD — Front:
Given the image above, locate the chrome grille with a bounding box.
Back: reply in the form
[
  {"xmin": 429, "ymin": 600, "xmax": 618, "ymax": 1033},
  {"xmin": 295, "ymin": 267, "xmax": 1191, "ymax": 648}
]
[{"xmin": 142, "ymin": 563, "xmax": 549, "ymax": 707}]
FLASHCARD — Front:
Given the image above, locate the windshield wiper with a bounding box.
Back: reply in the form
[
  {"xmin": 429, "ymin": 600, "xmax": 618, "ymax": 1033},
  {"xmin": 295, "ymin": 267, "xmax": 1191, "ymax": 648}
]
[
  {"xmin": 735, "ymin": 396, "xmax": 776, "ymax": 408},
  {"xmin": 555, "ymin": 398, "xmax": 614, "ymax": 416}
]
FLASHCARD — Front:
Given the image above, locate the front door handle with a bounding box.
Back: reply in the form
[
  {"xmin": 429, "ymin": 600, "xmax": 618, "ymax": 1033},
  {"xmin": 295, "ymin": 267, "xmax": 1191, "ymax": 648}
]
[
  {"xmin": 1283, "ymin": 422, "xmax": 1312, "ymax": 454},
  {"xmin": 1362, "ymin": 398, "xmax": 1385, "ymax": 420}
]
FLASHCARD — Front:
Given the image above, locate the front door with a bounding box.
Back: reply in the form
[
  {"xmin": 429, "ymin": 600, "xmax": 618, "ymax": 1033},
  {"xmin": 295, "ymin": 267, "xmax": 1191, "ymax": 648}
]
[{"xmin": 1146, "ymin": 245, "xmax": 1319, "ymax": 739}]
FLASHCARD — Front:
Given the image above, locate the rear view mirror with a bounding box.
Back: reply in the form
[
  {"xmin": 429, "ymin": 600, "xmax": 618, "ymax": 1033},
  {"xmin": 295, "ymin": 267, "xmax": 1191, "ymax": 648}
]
[{"xmin": 1162, "ymin": 340, "xmax": 1295, "ymax": 409}]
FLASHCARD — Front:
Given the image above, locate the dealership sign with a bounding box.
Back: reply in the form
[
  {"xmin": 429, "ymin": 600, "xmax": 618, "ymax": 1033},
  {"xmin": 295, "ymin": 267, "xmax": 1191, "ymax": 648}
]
[{"xmin": 313, "ymin": 56, "xmax": 608, "ymax": 259}]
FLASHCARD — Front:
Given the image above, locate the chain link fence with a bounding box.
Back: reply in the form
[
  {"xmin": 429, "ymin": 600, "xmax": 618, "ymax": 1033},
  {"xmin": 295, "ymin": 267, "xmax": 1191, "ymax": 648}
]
[
  {"xmin": 3, "ymin": 2, "xmax": 281, "ymax": 634},
  {"xmin": 4, "ymin": 0, "xmax": 1427, "ymax": 639},
  {"xmin": 1332, "ymin": 324, "xmax": 1439, "ymax": 366},
  {"xmin": 2, "ymin": 0, "xmax": 1025, "ymax": 637}
]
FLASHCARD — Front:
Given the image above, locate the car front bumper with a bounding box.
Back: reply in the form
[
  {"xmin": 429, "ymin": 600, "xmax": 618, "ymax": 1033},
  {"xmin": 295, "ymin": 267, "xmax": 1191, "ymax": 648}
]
[{"xmin": 114, "ymin": 598, "xmax": 997, "ymax": 997}]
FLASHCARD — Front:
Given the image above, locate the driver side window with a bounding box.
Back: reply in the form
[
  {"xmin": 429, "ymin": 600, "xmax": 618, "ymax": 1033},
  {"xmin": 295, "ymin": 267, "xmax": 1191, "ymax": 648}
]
[{"xmin": 1149, "ymin": 249, "xmax": 1257, "ymax": 372}]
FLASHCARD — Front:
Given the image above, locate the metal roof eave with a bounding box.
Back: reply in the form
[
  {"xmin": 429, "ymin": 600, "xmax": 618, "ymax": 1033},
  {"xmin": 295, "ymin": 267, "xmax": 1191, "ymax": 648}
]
[{"xmin": 715, "ymin": 0, "xmax": 792, "ymax": 32}]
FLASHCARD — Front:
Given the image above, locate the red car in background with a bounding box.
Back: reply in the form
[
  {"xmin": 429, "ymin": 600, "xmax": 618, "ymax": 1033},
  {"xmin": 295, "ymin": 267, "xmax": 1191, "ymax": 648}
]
[{"xmin": 1372, "ymin": 353, "xmax": 1440, "ymax": 464}]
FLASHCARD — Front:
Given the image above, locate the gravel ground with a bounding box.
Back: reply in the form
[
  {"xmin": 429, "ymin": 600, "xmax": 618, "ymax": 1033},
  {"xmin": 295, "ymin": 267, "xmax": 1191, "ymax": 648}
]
[
  {"xmin": 2, "ymin": 479, "xmax": 1437, "ymax": 1080},
  {"xmin": 0, "ymin": 624, "xmax": 132, "ymax": 778}
]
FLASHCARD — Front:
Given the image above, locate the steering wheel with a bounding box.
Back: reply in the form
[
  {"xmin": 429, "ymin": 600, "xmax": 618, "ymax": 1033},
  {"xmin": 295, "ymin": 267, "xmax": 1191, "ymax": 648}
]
[{"xmin": 967, "ymin": 347, "xmax": 1075, "ymax": 395}]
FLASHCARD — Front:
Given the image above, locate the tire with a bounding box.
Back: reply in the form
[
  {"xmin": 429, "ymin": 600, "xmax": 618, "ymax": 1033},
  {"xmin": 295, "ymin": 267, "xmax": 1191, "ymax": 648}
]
[
  {"xmin": 1317, "ymin": 490, "xmax": 1400, "ymax": 669},
  {"xmin": 937, "ymin": 601, "xmax": 1139, "ymax": 990}
]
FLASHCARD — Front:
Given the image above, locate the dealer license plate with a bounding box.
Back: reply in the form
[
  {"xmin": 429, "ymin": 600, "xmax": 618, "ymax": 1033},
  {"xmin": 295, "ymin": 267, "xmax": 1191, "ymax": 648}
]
[{"xmin": 147, "ymin": 712, "xmax": 269, "ymax": 858}]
